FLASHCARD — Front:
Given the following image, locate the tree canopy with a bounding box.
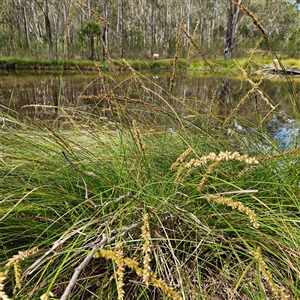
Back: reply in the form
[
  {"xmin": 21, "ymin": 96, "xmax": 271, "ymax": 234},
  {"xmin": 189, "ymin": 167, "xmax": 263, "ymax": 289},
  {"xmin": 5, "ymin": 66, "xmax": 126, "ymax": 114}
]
[{"xmin": 0, "ymin": 0, "xmax": 299, "ymax": 60}]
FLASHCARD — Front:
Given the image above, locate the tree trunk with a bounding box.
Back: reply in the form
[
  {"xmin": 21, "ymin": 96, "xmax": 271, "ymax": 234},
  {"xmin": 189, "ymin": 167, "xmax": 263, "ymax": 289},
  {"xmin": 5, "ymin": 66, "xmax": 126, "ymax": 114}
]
[
  {"xmin": 90, "ymin": 34, "xmax": 96, "ymax": 60},
  {"xmin": 20, "ymin": 0, "xmax": 31, "ymax": 50},
  {"xmin": 117, "ymin": 0, "xmax": 123, "ymax": 58},
  {"xmin": 87, "ymin": 0, "xmax": 91, "ymax": 20},
  {"xmin": 102, "ymin": 0, "xmax": 108, "ymax": 61},
  {"xmin": 224, "ymin": 0, "xmax": 241, "ymax": 60},
  {"xmin": 219, "ymin": 0, "xmax": 242, "ymax": 106},
  {"xmin": 43, "ymin": 0, "xmax": 53, "ymax": 58},
  {"xmin": 151, "ymin": 1, "xmax": 156, "ymax": 57}
]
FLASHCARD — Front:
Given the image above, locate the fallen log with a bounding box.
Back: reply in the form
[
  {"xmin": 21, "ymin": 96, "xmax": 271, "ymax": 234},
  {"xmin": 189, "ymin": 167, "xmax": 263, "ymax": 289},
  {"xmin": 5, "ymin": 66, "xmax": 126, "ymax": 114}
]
[{"xmin": 257, "ymin": 63, "xmax": 300, "ymax": 77}]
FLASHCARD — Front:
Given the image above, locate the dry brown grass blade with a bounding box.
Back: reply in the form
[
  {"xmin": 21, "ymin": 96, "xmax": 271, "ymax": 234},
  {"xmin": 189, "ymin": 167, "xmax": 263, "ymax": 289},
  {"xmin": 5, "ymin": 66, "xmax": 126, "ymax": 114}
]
[
  {"xmin": 75, "ymin": 0, "xmax": 110, "ymax": 25},
  {"xmin": 179, "ymin": 22, "xmax": 213, "ymax": 71},
  {"xmin": 60, "ymin": 221, "xmax": 141, "ymax": 300},
  {"xmin": 169, "ymin": 19, "xmax": 184, "ymax": 93},
  {"xmin": 233, "ymin": 2, "xmax": 268, "ymax": 43},
  {"xmin": 252, "ymin": 247, "xmax": 289, "ymax": 300}
]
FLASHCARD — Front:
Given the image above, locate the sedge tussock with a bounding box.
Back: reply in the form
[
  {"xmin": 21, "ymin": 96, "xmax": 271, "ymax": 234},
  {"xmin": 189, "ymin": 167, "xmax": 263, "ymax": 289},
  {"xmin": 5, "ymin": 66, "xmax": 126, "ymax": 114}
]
[
  {"xmin": 259, "ymin": 149, "xmax": 300, "ymax": 162},
  {"xmin": 222, "ymin": 72, "xmax": 268, "ymax": 129},
  {"xmin": 187, "ymin": 20, "xmax": 200, "ymax": 60},
  {"xmin": 97, "ymin": 69, "xmax": 109, "ymax": 94},
  {"xmin": 39, "ymin": 292, "xmax": 54, "ymax": 300},
  {"xmin": 122, "ymin": 60, "xmax": 146, "ymax": 102},
  {"xmin": 59, "ymin": 107, "xmax": 81, "ymax": 132},
  {"xmin": 141, "ymin": 213, "xmax": 151, "ymax": 286},
  {"xmin": 148, "ymin": 273, "xmax": 182, "ymax": 300},
  {"xmin": 75, "ymin": 0, "xmax": 110, "ymax": 25},
  {"xmin": 236, "ymin": 62, "xmax": 276, "ymax": 110},
  {"xmin": 100, "ymin": 37, "xmax": 113, "ymax": 68},
  {"xmin": 169, "ymin": 19, "xmax": 184, "ymax": 93},
  {"xmin": 0, "ymin": 270, "xmax": 10, "ymax": 300},
  {"xmin": 132, "ymin": 120, "xmax": 145, "ymax": 156},
  {"xmin": 93, "ymin": 249, "xmax": 182, "ymax": 300},
  {"xmin": 0, "ymin": 247, "xmax": 39, "ymax": 298},
  {"xmin": 206, "ymin": 90, "xmax": 217, "ymax": 130},
  {"xmin": 197, "ymin": 161, "xmax": 219, "ymax": 190},
  {"xmin": 185, "ymin": 151, "xmax": 259, "ymax": 168},
  {"xmin": 5, "ymin": 247, "xmax": 39, "ymax": 267},
  {"xmin": 237, "ymin": 165, "xmax": 259, "ymax": 177},
  {"xmin": 253, "ymin": 247, "xmax": 289, "ymax": 299},
  {"xmin": 233, "ymin": 2, "xmax": 268, "ymax": 43},
  {"xmin": 115, "ymin": 241, "xmax": 125, "ymax": 300},
  {"xmin": 63, "ymin": 0, "xmax": 73, "ymax": 53},
  {"xmin": 122, "ymin": 59, "xmax": 145, "ymax": 89},
  {"xmin": 100, "ymin": 37, "xmax": 111, "ymax": 60},
  {"xmin": 245, "ymin": 42, "xmax": 260, "ymax": 71},
  {"xmin": 172, "ymin": 150, "xmax": 259, "ymax": 183},
  {"xmin": 13, "ymin": 263, "xmax": 22, "ymax": 290},
  {"xmin": 179, "ymin": 22, "xmax": 213, "ymax": 71},
  {"xmin": 170, "ymin": 148, "xmax": 193, "ymax": 171},
  {"xmin": 205, "ymin": 194, "xmax": 259, "ymax": 228},
  {"xmin": 238, "ymin": 42, "xmax": 260, "ymax": 91}
]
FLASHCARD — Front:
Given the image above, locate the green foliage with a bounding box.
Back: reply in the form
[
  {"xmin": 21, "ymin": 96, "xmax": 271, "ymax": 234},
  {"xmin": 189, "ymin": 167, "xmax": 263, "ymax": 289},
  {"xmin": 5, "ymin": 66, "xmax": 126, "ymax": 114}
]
[
  {"xmin": 287, "ymin": 28, "xmax": 300, "ymax": 58},
  {"xmin": 1, "ymin": 3, "xmax": 300, "ymax": 297},
  {"xmin": 1, "ymin": 54, "xmax": 300, "ymax": 298},
  {"xmin": 78, "ymin": 20, "xmax": 102, "ymax": 41},
  {"xmin": 77, "ymin": 20, "xmax": 102, "ymax": 60},
  {"xmin": 0, "ymin": 57, "xmax": 96, "ymax": 70},
  {"xmin": 148, "ymin": 60, "xmax": 171, "ymax": 70}
]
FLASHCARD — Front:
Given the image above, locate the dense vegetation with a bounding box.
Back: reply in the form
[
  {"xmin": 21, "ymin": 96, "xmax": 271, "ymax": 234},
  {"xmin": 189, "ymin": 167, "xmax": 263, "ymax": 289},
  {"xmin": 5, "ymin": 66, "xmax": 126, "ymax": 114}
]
[
  {"xmin": 1, "ymin": 0, "xmax": 300, "ymax": 61},
  {"xmin": 1, "ymin": 2, "xmax": 300, "ymax": 300}
]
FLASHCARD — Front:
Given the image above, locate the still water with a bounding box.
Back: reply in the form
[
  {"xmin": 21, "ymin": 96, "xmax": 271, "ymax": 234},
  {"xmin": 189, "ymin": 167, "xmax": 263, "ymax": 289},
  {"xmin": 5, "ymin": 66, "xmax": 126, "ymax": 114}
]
[{"xmin": 0, "ymin": 69, "xmax": 298, "ymax": 123}]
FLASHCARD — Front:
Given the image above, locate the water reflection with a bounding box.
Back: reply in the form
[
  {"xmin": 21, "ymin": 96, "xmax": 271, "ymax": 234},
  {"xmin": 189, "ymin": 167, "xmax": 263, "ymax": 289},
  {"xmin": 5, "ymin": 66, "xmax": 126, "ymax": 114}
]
[
  {"xmin": 1, "ymin": 70, "xmax": 299, "ymax": 152},
  {"xmin": 0, "ymin": 71, "xmax": 104, "ymax": 121},
  {"xmin": 0, "ymin": 70, "xmax": 298, "ymax": 123}
]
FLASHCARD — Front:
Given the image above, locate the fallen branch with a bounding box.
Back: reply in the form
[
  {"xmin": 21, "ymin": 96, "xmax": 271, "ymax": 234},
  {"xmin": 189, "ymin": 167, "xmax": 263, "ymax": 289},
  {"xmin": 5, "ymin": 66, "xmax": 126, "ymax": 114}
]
[
  {"xmin": 60, "ymin": 221, "xmax": 141, "ymax": 300},
  {"xmin": 26, "ymin": 217, "xmax": 107, "ymax": 275}
]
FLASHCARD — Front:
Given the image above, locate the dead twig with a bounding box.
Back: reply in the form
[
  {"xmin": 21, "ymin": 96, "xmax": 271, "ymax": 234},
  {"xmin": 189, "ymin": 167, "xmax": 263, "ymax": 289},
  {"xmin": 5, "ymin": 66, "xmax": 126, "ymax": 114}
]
[
  {"xmin": 25, "ymin": 218, "xmax": 107, "ymax": 275},
  {"xmin": 60, "ymin": 221, "xmax": 141, "ymax": 300}
]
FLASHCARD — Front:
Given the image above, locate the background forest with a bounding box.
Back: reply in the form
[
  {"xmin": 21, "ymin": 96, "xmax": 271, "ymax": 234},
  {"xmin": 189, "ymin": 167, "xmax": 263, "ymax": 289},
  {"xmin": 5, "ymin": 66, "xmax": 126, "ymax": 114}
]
[{"xmin": 1, "ymin": 0, "xmax": 300, "ymax": 61}]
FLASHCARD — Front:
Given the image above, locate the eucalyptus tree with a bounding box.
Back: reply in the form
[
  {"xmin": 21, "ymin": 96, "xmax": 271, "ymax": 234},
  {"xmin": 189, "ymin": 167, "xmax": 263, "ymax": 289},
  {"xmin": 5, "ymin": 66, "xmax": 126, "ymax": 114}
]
[
  {"xmin": 43, "ymin": 0, "xmax": 53, "ymax": 57},
  {"xmin": 0, "ymin": 0, "xmax": 18, "ymax": 55},
  {"xmin": 117, "ymin": 0, "xmax": 124, "ymax": 57},
  {"xmin": 78, "ymin": 20, "xmax": 101, "ymax": 60},
  {"xmin": 192, "ymin": 0, "xmax": 224, "ymax": 55},
  {"xmin": 256, "ymin": 0, "xmax": 300, "ymax": 51},
  {"xmin": 102, "ymin": 0, "xmax": 108, "ymax": 60},
  {"xmin": 30, "ymin": 0, "xmax": 53, "ymax": 58},
  {"xmin": 0, "ymin": 0, "xmax": 299, "ymax": 60},
  {"xmin": 19, "ymin": 0, "xmax": 31, "ymax": 50},
  {"xmin": 223, "ymin": 0, "xmax": 242, "ymax": 60}
]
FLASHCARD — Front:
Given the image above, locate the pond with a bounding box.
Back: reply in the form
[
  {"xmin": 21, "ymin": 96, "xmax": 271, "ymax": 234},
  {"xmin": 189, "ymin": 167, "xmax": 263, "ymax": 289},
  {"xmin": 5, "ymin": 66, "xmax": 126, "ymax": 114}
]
[
  {"xmin": 0, "ymin": 70, "xmax": 297, "ymax": 117},
  {"xmin": 0, "ymin": 69, "xmax": 299, "ymax": 150}
]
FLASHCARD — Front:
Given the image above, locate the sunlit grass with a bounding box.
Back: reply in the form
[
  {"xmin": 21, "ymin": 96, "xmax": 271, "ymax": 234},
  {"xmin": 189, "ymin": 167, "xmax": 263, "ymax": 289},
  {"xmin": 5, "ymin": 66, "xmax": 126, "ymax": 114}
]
[
  {"xmin": 1, "ymin": 9, "xmax": 300, "ymax": 300},
  {"xmin": 0, "ymin": 57, "xmax": 98, "ymax": 70},
  {"xmin": 1, "ymin": 68, "xmax": 300, "ymax": 299},
  {"xmin": 3, "ymin": 56, "xmax": 296, "ymax": 75}
]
